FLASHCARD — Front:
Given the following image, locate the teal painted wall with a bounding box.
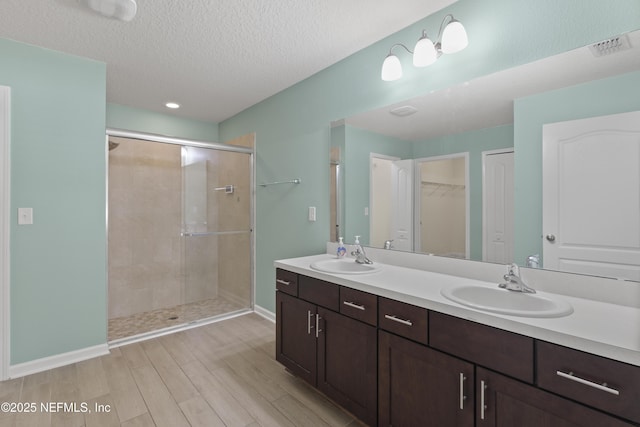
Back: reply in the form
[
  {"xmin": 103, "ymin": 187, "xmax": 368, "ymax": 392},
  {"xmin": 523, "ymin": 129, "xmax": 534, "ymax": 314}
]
[
  {"xmin": 0, "ymin": 39, "xmax": 107, "ymax": 364},
  {"xmin": 106, "ymin": 103, "xmax": 219, "ymax": 142},
  {"xmin": 219, "ymin": 0, "xmax": 640, "ymax": 314},
  {"xmin": 2, "ymin": 0, "xmax": 639, "ymax": 365},
  {"xmin": 514, "ymin": 70, "xmax": 640, "ymax": 266},
  {"xmin": 412, "ymin": 125, "xmax": 513, "ymax": 261},
  {"xmin": 342, "ymin": 125, "xmax": 413, "ymax": 245}
]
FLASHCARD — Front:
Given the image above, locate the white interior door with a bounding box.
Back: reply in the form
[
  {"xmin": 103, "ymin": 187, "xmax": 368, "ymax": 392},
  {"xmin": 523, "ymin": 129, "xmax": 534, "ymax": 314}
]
[
  {"xmin": 543, "ymin": 110, "xmax": 640, "ymax": 280},
  {"xmin": 370, "ymin": 155, "xmax": 397, "ymax": 248},
  {"xmin": 390, "ymin": 159, "xmax": 414, "ymax": 251},
  {"xmin": 483, "ymin": 150, "xmax": 514, "ymax": 264}
]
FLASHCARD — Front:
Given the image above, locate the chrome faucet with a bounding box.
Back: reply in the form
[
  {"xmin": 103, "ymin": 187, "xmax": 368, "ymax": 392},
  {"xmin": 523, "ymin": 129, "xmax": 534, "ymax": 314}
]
[
  {"xmin": 499, "ymin": 263, "xmax": 536, "ymax": 293},
  {"xmin": 383, "ymin": 239, "xmax": 394, "ymax": 250},
  {"xmin": 351, "ymin": 236, "xmax": 373, "ymax": 264}
]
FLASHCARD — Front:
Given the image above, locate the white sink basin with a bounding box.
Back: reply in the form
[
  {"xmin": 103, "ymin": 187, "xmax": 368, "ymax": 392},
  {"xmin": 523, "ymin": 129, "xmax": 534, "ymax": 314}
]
[
  {"xmin": 310, "ymin": 258, "xmax": 381, "ymax": 275},
  {"xmin": 441, "ymin": 285, "xmax": 573, "ymax": 318}
]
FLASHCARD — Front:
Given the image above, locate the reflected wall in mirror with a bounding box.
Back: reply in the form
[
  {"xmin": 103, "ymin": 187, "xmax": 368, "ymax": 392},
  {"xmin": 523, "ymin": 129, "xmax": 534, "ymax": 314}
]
[
  {"xmin": 330, "ymin": 28, "xmax": 640, "ymax": 281},
  {"xmin": 415, "ymin": 155, "xmax": 468, "ymax": 259}
]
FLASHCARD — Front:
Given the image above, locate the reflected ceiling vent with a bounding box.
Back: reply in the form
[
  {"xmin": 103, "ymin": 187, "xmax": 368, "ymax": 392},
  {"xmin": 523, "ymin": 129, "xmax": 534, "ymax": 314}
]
[
  {"xmin": 589, "ymin": 34, "xmax": 631, "ymax": 57},
  {"xmin": 389, "ymin": 105, "xmax": 418, "ymax": 117}
]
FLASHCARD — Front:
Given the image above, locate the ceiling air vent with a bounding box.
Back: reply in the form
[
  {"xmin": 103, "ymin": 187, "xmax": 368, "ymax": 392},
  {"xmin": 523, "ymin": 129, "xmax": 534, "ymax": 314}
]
[
  {"xmin": 589, "ymin": 34, "xmax": 632, "ymax": 57},
  {"xmin": 389, "ymin": 105, "xmax": 418, "ymax": 117}
]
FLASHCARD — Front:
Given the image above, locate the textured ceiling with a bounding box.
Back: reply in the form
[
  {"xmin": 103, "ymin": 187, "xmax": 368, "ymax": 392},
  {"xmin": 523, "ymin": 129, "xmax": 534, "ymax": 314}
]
[{"xmin": 0, "ymin": 0, "xmax": 458, "ymax": 123}]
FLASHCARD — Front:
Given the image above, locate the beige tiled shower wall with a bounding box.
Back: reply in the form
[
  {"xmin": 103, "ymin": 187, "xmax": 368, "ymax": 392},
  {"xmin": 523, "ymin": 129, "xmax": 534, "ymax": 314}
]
[
  {"xmin": 108, "ymin": 135, "xmax": 253, "ymax": 320},
  {"xmin": 108, "ymin": 137, "xmax": 187, "ymax": 318}
]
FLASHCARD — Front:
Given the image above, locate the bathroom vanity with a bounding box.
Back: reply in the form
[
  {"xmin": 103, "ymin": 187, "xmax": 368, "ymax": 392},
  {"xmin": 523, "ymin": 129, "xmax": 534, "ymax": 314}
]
[{"xmin": 274, "ymin": 250, "xmax": 640, "ymax": 426}]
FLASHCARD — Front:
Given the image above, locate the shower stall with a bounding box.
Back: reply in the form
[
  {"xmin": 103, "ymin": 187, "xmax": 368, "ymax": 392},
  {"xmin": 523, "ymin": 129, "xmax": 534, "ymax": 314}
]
[{"xmin": 106, "ymin": 131, "xmax": 253, "ymax": 343}]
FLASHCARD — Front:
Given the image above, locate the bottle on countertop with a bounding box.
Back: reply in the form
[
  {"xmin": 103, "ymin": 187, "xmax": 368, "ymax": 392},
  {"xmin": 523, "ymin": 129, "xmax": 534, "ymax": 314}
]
[{"xmin": 336, "ymin": 237, "xmax": 347, "ymax": 258}]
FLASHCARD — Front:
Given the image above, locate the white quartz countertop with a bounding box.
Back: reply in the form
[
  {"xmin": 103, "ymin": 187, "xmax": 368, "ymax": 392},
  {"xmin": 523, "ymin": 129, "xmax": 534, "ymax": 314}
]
[{"xmin": 275, "ymin": 254, "xmax": 640, "ymax": 367}]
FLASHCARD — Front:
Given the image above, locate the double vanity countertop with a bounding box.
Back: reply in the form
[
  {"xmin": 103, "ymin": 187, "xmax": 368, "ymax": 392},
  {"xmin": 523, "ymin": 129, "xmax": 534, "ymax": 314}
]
[{"xmin": 275, "ymin": 253, "xmax": 640, "ymax": 367}]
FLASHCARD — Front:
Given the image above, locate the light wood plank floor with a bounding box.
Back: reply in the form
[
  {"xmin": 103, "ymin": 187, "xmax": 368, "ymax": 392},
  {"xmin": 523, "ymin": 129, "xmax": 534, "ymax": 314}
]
[{"xmin": 0, "ymin": 314, "xmax": 364, "ymax": 427}]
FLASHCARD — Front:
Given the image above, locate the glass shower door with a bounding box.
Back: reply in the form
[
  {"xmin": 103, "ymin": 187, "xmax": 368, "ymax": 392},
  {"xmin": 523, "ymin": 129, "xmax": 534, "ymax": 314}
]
[{"xmin": 182, "ymin": 146, "xmax": 252, "ymax": 321}]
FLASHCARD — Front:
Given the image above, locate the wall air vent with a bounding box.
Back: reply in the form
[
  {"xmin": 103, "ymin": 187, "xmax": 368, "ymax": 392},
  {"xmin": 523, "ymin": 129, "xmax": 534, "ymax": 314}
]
[
  {"xmin": 389, "ymin": 105, "xmax": 418, "ymax": 117},
  {"xmin": 589, "ymin": 34, "xmax": 632, "ymax": 57}
]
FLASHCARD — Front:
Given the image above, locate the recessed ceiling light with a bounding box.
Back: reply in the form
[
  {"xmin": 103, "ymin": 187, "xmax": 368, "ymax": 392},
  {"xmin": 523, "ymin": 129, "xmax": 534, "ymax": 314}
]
[{"xmin": 165, "ymin": 102, "xmax": 180, "ymax": 109}]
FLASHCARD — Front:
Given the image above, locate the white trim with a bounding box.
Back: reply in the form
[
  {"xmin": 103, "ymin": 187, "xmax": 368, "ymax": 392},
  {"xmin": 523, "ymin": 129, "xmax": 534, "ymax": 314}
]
[
  {"xmin": 0, "ymin": 86, "xmax": 11, "ymax": 381},
  {"xmin": 253, "ymin": 305, "xmax": 275, "ymax": 323},
  {"xmin": 8, "ymin": 344, "xmax": 109, "ymax": 379}
]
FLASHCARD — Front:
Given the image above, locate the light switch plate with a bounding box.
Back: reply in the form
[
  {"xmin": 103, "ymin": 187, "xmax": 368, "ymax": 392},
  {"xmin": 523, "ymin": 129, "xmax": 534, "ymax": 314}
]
[
  {"xmin": 308, "ymin": 206, "xmax": 316, "ymax": 222},
  {"xmin": 18, "ymin": 207, "xmax": 33, "ymax": 225}
]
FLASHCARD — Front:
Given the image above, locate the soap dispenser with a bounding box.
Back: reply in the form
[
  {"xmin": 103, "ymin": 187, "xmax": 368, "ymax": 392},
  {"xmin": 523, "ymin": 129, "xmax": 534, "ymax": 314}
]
[{"xmin": 336, "ymin": 237, "xmax": 347, "ymax": 258}]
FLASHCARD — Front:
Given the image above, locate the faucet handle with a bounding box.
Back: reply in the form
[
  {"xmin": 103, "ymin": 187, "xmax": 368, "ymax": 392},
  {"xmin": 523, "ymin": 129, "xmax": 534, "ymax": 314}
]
[{"xmin": 508, "ymin": 263, "xmax": 520, "ymax": 276}]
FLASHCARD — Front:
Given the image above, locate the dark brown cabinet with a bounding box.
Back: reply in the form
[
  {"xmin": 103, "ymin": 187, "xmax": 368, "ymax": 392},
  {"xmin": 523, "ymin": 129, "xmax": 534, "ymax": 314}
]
[
  {"xmin": 476, "ymin": 367, "xmax": 635, "ymax": 427},
  {"xmin": 317, "ymin": 307, "xmax": 377, "ymax": 426},
  {"xmin": 275, "ymin": 274, "xmax": 377, "ymax": 426},
  {"xmin": 275, "ymin": 291, "xmax": 317, "ymax": 385},
  {"xmin": 276, "ymin": 268, "xmax": 640, "ymax": 427},
  {"xmin": 378, "ymin": 330, "xmax": 474, "ymax": 427}
]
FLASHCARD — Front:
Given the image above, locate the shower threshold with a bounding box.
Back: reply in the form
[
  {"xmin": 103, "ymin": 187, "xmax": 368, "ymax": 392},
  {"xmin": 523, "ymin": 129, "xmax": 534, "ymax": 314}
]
[{"xmin": 108, "ymin": 296, "xmax": 247, "ymax": 342}]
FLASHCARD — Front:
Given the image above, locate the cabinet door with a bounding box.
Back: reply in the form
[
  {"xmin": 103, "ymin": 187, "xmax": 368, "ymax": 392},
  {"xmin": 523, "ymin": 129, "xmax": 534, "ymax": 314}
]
[
  {"xmin": 276, "ymin": 291, "xmax": 317, "ymax": 386},
  {"xmin": 379, "ymin": 331, "xmax": 474, "ymax": 427},
  {"xmin": 317, "ymin": 307, "xmax": 377, "ymax": 426},
  {"xmin": 476, "ymin": 367, "xmax": 635, "ymax": 427}
]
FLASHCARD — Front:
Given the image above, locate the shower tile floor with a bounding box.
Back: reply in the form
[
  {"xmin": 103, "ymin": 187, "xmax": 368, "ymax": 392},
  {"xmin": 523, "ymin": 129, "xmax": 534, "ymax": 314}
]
[{"xmin": 108, "ymin": 296, "xmax": 246, "ymax": 341}]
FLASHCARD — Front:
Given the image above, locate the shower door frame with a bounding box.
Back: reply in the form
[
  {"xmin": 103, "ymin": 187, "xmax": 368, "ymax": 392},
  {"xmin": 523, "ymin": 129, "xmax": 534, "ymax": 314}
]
[{"xmin": 105, "ymin": 128, "xmax": 255, "ymax": 343}]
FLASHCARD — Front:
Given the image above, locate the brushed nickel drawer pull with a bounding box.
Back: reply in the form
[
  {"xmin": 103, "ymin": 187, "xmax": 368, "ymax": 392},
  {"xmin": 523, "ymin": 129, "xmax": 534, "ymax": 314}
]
[
  {"xmin": 307, "ymin": 310, "xmax": 313, "ymax": 335},
  {"xmin": 276, "ymin": 279, "xmax": 291, "ymax": 286},
  {"xmin": 556, "ymin": 370, "xmax": 620, "ymax": 396},
  {"xmin": 343, "ymin": 301, "xmax": 365, "ymax": 311},
  {"xmin": 384, "ymin": 314, "xmax": 413, "ymax": 326}
]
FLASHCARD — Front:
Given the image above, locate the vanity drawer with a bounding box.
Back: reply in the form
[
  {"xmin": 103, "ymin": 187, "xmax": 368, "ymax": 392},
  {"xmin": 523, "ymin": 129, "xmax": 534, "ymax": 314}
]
[
  {"xmin": 298, "ymin": 275, "xmax": 340, "ymax": 311},
  {"xmin": 537, "ymin": 341, "xmax": 640, "ymax": 423},
  {"xmin": 275, "ymin": 269, "xmax": 298, "ymax": 296},
  {"xmin": 378, "ymin": 297, "xmax": 428, "ymax": 345},
  {"xmin": 429, "ymin": 312, "xmax": 534, "ymax": 383},
  {"xmin": 339, "ymin": 287, "xmax": 377, "ymax": 326}
]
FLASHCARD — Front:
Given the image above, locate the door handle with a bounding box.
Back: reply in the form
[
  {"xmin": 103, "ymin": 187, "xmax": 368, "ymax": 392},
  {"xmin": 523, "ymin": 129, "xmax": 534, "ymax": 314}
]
[
  {"xmin": 307, "ymin": 310, "xmax": 314, "ymax": 335},
  {"xmin": 315, "ymin": 314, "xmax": 322, "ymax": 338},
  {"xmin": 546, "ymin": 234, "xmax": 556, "ymax": 242},
  {"xmin": 480, "ymin": 380, "xmax": 487, "ymax": 420},
  {"xmin": 459, "ymin": 373, "xmax": 466, "ymax": 410}
]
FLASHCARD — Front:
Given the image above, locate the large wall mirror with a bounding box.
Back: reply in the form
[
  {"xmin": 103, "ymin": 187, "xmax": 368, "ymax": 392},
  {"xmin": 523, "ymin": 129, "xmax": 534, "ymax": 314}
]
[{"xmin": 331, "ymin": 28, "xmax": 640, "ymax": 281}]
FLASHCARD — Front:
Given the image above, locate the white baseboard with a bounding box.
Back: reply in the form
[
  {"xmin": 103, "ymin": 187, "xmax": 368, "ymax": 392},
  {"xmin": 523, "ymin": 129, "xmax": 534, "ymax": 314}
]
[
  {"xmin": 254, "ymin": 304, "xmax": 275, "ymax": 322},
  {"xmin": 8, "ymin": 343, "xmax": 109, "ymax": 379}
]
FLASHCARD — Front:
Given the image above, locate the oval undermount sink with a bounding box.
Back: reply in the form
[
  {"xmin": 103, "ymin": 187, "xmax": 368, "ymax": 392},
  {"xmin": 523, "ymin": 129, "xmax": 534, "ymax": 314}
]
[
  {"xmin": 441, "ymin": 285, "xmax": 573, "ymax": 318},
  {"xmin": 310, "ymin": 258, "xmax": 381, "ymax": 275}
]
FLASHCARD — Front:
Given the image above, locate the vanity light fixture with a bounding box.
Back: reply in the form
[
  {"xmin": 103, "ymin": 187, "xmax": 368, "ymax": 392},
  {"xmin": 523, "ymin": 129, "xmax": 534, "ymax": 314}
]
[
  {"xmin": 165, "ymin": 102, "xmax": 180, "ymax": 109},
  {"xmin": 85, "ymin": 0, "xmax": 137, "ymax": 21},
  {"xmin": 381, "ymin": 14, "xmax": 468, "ymax": 82}
]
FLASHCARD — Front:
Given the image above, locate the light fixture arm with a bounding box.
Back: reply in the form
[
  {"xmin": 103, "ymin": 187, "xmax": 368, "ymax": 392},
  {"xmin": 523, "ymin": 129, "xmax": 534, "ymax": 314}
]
[
  {"xmin": 387, "ymin": 43, "xmax": 413, "ymax": 56},
  {"xmin": 435, "ymin": 14, "xmax": 456, "ymax": 43}
]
